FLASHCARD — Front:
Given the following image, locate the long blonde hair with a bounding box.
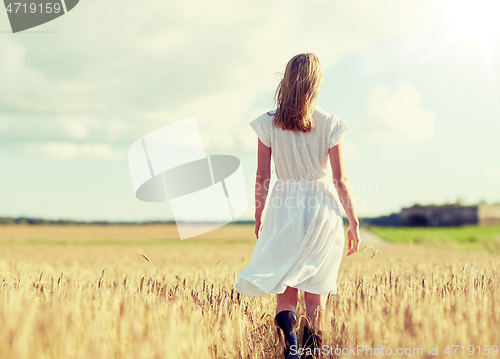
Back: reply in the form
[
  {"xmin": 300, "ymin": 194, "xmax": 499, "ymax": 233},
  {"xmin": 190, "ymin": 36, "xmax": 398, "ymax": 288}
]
[{"xmin": 272, "ymin": 53, "xmax": 323, "ymax": 132}]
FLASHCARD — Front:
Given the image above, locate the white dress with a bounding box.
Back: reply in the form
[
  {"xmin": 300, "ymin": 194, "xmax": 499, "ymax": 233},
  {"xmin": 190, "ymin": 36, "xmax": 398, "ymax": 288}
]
[{"xmin": 235, "ymin": 106, "xmax": 351, "ymax": 297}]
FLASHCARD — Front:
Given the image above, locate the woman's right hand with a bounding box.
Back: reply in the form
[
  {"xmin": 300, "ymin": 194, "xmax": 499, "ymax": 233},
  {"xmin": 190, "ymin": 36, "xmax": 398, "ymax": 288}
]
[
  {"xmin": 346, "ymin": 225, "xmax": 361, "ymax": 256},
  {"xmin": 255, "ymin": 217, "xmax": 263, "ymax": 239}
]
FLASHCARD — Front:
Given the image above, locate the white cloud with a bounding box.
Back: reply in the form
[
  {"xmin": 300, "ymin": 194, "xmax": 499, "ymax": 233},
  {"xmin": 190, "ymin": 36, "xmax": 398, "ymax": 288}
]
[
  {"xmin": 485, "ymin": 168, "xmax": 500, "ymax": 179},
  {"xmin": 357, "ymin": 83, "xmax": 436, "ymax": 143},
  {"xmin": 0, "ymin": 0, "xmax": 440, "ymax": 155},
  {"xmin": 20, "ymin": 142, "xmax": 123, "ymax": 160},
  {"xmin": 0, "ymin": 113, "xmax": 131, "ymax": 142}
]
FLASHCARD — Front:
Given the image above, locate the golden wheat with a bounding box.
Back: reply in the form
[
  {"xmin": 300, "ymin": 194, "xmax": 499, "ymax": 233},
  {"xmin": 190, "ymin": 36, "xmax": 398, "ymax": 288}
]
[{"xmin": 0, "ymin": 224, "xmax": 499, "ymax": 358}]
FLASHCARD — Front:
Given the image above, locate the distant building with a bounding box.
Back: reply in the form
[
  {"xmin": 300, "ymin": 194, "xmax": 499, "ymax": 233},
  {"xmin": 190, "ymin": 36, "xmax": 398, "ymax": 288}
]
[
  {"xmin": 399, "ymin": 203, "xmax": 500, "ymax": 226},
  {"xmin": 360, "ymin": 213, "xmax": 400, "ymax": 227}
]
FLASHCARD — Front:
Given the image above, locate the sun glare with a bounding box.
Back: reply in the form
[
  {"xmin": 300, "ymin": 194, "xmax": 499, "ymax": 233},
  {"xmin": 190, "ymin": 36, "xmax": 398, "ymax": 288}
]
[{"xmin": 441, "ymin": 0, "xmax": 500, "ymax": 47}]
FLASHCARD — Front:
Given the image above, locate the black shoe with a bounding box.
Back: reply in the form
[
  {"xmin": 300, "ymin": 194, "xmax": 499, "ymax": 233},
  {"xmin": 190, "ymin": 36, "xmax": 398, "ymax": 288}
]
[
  {"xmin": 302, "ymin": 326, "xmax": 323, "ymax": 359},
  {"xmin": 274, "ymin": 310, "xmax": 300, "ymax": 359}
]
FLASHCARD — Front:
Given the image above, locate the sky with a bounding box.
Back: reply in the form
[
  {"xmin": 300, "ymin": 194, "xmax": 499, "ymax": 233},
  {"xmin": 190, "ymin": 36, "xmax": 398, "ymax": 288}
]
[{"xmin": 0, "ymin": 0, "xmax": 499, "ymax": 222}]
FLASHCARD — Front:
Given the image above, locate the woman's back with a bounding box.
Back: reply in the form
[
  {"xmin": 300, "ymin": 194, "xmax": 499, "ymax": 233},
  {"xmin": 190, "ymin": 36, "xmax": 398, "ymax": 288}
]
[
  {"xmin": 250, "ymin": 106, "xmax": 350, "ymax": 181},
  {"xmin": 236, "ymin": 54, "xmax": 361, "ymax": 358}
]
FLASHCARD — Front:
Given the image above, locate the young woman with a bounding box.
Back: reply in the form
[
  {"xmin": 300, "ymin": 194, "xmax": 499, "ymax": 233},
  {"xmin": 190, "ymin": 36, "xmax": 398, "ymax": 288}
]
[{"xmin": 235, "ymin": 53, "xmax": 361, "ymax": 359}]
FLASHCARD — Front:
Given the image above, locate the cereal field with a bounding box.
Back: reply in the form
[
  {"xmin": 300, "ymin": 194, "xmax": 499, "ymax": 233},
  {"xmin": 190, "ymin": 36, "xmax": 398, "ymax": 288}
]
[
  {"xmin": 369, "ymin": 226, "xmax": 500, "ymax": 252},
  {"xmin": 0, "ymin": 224, "xmax": 499, "ymax": 358}
]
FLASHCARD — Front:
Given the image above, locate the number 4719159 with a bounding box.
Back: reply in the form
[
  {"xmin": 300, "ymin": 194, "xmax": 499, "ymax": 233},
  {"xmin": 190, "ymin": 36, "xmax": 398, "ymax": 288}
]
[
  {"xmin": 5, "ymin": 2, "xmax": 62, "ymax": 14},
  {"xmin": 443, "ymin": 345, "xmax": 498, "ymax": 355}
]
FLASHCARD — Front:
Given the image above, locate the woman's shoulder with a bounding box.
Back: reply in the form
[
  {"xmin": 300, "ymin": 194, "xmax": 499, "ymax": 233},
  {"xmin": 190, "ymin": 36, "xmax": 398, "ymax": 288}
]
[
  {"xmin": 313, "ymin": 106, "xmax": 336, "ymax": 127},
  {"xmin": 313, "ymin": 106, "xmax": 334, "ymax": 119},
  {"xmin": 250, "ymin": 111, "xmax": 274, "ymax": 132},
  {"xmin": 251, "ymin": 110, "xmax": 275, "ymax": 127},
  {"xmin": 264, "ymin": 110, "xmax": 276, "ymax": 122},
  {"xmin": 253, "ymin": 110, "xmax": 274, "ymax": 120},
  {"xmin": 314, "ymin": 106, "xmax": 346, "ymax": 125}
]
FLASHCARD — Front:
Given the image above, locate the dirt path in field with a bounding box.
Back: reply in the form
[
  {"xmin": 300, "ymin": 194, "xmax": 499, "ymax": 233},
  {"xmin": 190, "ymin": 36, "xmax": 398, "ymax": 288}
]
[{"xmin": 359, "ymin": 227, "xmax": 390, "ymax": 246}]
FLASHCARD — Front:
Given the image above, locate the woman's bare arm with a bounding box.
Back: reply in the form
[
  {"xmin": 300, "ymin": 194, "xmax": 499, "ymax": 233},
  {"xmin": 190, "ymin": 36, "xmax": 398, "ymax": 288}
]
[
  {"xmin": 255, "ymin": 139, "xmax": 272, "ymax": 238},
  {"xmin": 329, "ymin": 140, "xmax": 361, "ymax": 256}
]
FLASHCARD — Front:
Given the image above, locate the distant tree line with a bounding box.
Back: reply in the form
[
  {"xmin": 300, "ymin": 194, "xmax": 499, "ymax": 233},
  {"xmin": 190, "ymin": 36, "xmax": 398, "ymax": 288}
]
[
  {"xmin": 0, "ymin": 217, "xmax": 258, "ymax": 225},
  {"xmin": 0, "ymin": 217, "xmax": 176, "ymax": 225},
  {"xmin": 3, "ymin": 201, "xmax": 496, "ymax": 227},
  {"xmin": 0, "ymin": 216, "xmax": 400, "ymax": 226},
  {"xmin": 360, "ymin": 213, "xmax": 401, "ymax": 227}
]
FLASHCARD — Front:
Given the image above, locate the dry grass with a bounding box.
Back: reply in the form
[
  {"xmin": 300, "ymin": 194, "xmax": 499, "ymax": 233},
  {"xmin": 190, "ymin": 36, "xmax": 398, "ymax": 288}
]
[{"xmin": 0, "ymin": 224, "xmax": 499, "ymax": 358}]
